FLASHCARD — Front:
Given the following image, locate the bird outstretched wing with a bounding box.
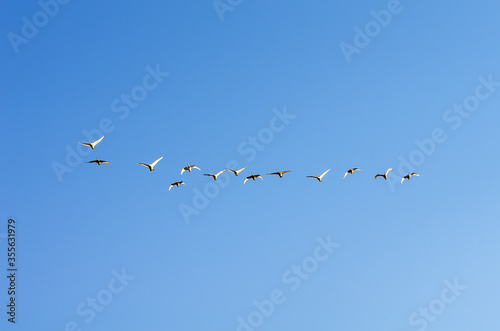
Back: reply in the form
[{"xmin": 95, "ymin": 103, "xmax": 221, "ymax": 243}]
[
  {"xmin": 236, "ymin": 166, "xmax": 248, "ymax": 174},
  {"xmin": 215, "ymin": 169, "xmax": 226, "ymax": 177},
  {"xmin": 92, "ymin": 136, "xmax": 104, "ymax": 146},
  {"xmin": 151, "ymin": 157, "xmax": 163, "ymax": 167},
  {"xmin": 319, "ymin": 169, "xmax": 330, "ymax": 179}
]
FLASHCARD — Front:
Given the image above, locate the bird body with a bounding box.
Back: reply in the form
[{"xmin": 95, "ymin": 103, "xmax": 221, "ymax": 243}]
[
  {"xmin": 374, "ymin": 168, "xmax": 393, "ymax": 180},
  {"xmin": 401, "ymin": 172, "xmax": 419, "ymax": 184},
  {"xmin": 181, "ymin": 163, "xmax": 200, "ymax": 174},
  {"xmin": 138, "ymin": 157, "xmax": 163, "ymax": 171},
  {"xmin": 78, "ymin": 136, "xmax": 104, "ymax": 149},
  {"xmin": 267, "ymin": 169, "xmax": 293, "ymax": 178},
  {"xmin": 226, "ymin": 166, "xmax": 248, "ymax": 176},
  {"xmin": 169, "ymin": 181, "xmax": 186, "ymax": 191},
  {"xmin": 307, "ymin": 169, "xmax": 330, "ymax": 182},
  {"xmin": 86, "ymin": 158, "xmax": 111, "ymax": 165},
  {"xmin": 203, "ymin": 169, "xmax": 226, "ymax": 180},
  {"xmin": 343, "ymin": 168, "xmax": 361, "ymax": 179},
  {"xmin": 244, "ymin": 173, "xmax": 263, "ymax": 184}
]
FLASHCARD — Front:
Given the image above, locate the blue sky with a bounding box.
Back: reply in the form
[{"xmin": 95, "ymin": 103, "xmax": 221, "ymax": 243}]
[{"xmin": 1, "ymin": 1, "xmax": 500, "ymax": 330}]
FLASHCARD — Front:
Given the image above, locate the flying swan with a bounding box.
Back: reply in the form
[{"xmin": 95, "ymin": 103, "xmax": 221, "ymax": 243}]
[{"xmin": 138, "ymin": 157, "xmax": 163, "ymax": 171}]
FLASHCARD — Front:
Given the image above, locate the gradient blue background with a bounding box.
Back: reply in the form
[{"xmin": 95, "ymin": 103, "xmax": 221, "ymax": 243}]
[{"xmin": 1, "ymin": 0, "xmax": 500, "ymax": 330}]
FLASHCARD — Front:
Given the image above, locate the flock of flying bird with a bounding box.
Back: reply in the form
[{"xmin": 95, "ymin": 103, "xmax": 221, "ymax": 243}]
[{"xmin": 79, "ymin": 136, "xmax": 420, "ymax": 190}]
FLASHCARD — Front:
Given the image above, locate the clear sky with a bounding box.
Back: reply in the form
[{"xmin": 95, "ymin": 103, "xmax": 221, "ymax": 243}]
[{"xmin": 1, "ymin": 1, "xmax": 500, "ymax": 330}]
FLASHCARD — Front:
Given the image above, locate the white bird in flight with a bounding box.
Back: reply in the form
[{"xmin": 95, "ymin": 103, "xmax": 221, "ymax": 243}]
[
  {"xmin": 86, "ymin": 158, "xmax": 111, "ymax": 165},
  {"xmin": 267, "ymin": 169, "xmax": 293, "ymax": 178},
  {"xmin": 226, "ymin": 166, "xmax": 248, "ymax": 176},
  {"xmin": 343, "ymin": 168, "xmax": 361, "ymax": 179},
  {"xmin": 374, "ymin": 168, "xmax": 393, "ymax": 180},
  {"xmin": 78, "ymin": 136, "xmax": 104, "ymax": 149},
  {"xmin": 401, "ymin": 172, "xmax": 419, "ymax": 184},
  {"xmin": 181, "ymin": 163, "xmax": 200, "ymax": 174},
  {"xmin": 244, "ymin": 173, "xmax": 263, "ymax": 184},
  {"xmin": 138, "ymin": 157, "xmax": 163, "ymax": 171},
  {"xmin": 203, "ymin": 169, "xmax": 226, "ymax": 180},
  {"xmin": 169, "ymin": 181, "xmax": 185, "ymax": 191},
  {"xmin": 307, "ymin": 169, "xmax": 330, "ymax": 182}
]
